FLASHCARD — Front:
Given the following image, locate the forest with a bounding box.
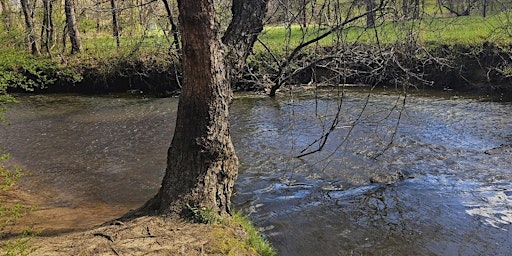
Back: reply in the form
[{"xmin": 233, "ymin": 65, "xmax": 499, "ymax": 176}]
[
  {"xmin": 1, "ymin": 0, "xmax": 512, "ymax": 255},
  {"xmin": 1, "ymin": 0, "xmax": 512, "ymax": 96}
]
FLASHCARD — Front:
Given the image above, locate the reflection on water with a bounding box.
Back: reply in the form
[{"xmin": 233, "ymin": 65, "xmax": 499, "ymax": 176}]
[{"xmin": 1, "ymin": 90, "xmax": 512, "ymax": 255}]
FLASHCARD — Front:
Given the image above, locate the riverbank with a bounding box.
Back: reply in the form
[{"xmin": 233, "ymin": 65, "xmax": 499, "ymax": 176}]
[
  {"xmin": 3, "ymin": 43, "xmax": 512, "ymax": 99},
  {"xmin": 28, "ymin": 215, "xmax": 261, "ymax": 256},
  {"xmin": 0, "ymin": 185, "xmax": 274, "ymax": 256}
]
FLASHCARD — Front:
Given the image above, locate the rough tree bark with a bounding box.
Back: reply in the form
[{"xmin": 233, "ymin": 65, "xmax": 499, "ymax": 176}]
[
  {"xmin": 20, "ymin": 0, "xmax": 39, "ymax": 55},
  {"xmin": 65, "ymin": 0, "xmax": 82, "ymax": 54},
  {"xmin": 140, "ymin": 0, "xmax": 239, "ymax": 217},
  {"xmin": 221, "ymin": 0, "xmax": 269, "ymax": 86}
]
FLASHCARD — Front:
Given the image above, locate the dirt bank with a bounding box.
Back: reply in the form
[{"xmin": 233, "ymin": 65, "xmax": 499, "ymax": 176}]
[
  {"xmin": 0, "ymin": 186, "xmax": 266, "ymax": 256},
  {"xmin": 8, "ymin": 43, "xmax": 512, "ymax": 99},
  {"xmin": 24, "ymin": 216, "xmax": 258, "ymax": 256}
]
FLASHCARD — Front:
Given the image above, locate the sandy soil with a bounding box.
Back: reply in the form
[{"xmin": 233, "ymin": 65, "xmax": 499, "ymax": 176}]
[
  {"xmin": 26, "ymin": 216, "xmax": 257, "ymax": 256},
  {"xmin": 0, "ymin": 187, "xmax": 259, "ymax": 256}
]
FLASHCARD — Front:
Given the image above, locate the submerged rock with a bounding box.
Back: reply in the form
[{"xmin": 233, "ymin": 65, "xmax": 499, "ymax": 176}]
[
  {"xmin": 369, "ymin": 171, "xmax": 408, "ymax": 184},
  {"xmin": 484, "ymin": 144, "xmax": 512, "ymax": 155}
]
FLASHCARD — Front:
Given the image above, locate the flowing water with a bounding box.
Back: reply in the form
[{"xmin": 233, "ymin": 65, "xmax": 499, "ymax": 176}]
[{"xmin": 1, "ymin": 89, "xmax": 511, "ymax": 255}]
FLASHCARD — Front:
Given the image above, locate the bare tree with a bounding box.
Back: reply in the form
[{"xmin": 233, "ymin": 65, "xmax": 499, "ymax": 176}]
[
  {"xmin": 40, "ymin": 0, "xmax": 55, "ymax": 54},
  {"xmin": 65, "ymin": 0, "xmax": 82, "ymax": 54},
  {"xmin": 20, "ymin": 0, "xmax": 40, "ymax": 55},
  {"xmin": 366, "ymin": 0, "xmax": 376, "ymax": 27},
  {"xmin": 440, "ymin": 0, "xmax": 479, "ymax": 16},
  {"xmin": 402, "ymin": 0, "xmax": 422, "ymax": 19},
  {"xmin": 161, "ymin": 0, "xmax": 180, "ymax": 54},
  {"xmin": 110, "ymin": 0, "xmax": 120, "ymax": 49},
  {"xmin": 266, "ymin": 0, "xmax": 387, "ymax": 96}
]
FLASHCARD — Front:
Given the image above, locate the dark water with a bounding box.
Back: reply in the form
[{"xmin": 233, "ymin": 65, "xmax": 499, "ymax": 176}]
[{"xmin": 1, "ymin": 90, "xmax": 511, "ymax": 255}]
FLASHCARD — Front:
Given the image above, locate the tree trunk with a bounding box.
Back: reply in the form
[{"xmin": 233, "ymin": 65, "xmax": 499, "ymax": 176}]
[
  {"xmin": 366, "ymin": 0, "xmax": 376, "ymax": 28},
  {"xmin": 110, "ymin": 0, "xmax": 120, "ymax": 49},
  {"xmin": 301, "ymin": 0, "xmax": 307, "ymax": 27},
  {"xmin": 40, "ymin": 0, "xmax": 55, "ymax": 54},
  {"xmin": 221, "ymin": 0, "xmax": 269, "ymax": 86},
  {"xmin": 20, "ymin": 0, "xmax": 39, "ymax": 55},
  {"xmin": 95, "ymin": 0, "xmax": 101, "ymax": 32},
  {"xmin": 141, "ymin": 0, "xmax": 239, "ymax": 217},
  {"xmin": 482, "ymin": 0, "xmax": 488, "ymax": 17},
  {"xmin": 65, "ymin": 0, "xmax": 82, "ymax": 54}
]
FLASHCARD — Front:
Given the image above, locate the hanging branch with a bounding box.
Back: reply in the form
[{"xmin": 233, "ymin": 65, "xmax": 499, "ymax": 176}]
[
  {"xmin": 161, "ymin": 0, "xmax": 181, "ymax": 57},
  {"xmin": 269, "ymin": 0, "xmax": 387, "ymax": 96}
]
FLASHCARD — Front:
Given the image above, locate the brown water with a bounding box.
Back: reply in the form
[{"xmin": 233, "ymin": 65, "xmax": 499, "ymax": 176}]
[{"xmin": 1, "ymin": 89, "xmax": 511, "ymax": 255}]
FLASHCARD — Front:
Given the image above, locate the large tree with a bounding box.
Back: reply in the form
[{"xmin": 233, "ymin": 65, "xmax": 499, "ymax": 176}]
[{"xmin": 139, "ymin": 0, "xmax": 268, "ymax": 217}]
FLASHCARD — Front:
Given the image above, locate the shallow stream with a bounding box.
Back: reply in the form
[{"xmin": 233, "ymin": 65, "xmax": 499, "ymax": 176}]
[{"xmin": 1, "ymin": 89, "xmax": 511, "ymax": 255}]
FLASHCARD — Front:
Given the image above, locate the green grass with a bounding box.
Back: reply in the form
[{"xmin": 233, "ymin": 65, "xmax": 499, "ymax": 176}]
[
  {"xmin": 232, "ymin": 211, "xmax": 276, "ymax": 256},
  {"xmin": 420, "ymin": 14, "xmax": 505, "ymax": 44},
  {"xmin": 3, "ymin": 5, "xmax": 511, "ymax": 62},
  {"xmin": 187, "ymin": 209, "xmax": 276, "ymax": 256},
  {"xmin": 1, "ymin": 3, "xmax": 512, "ymax": 90},
  {"xmin": 256, "ymin": 11, "xmax": 512, "ymax": 56}
]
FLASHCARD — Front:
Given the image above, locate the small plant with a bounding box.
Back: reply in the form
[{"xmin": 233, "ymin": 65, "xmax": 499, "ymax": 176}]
[
  {"xmin": 0, "ymin": 153, "xmax": 36, "ymax": 256},
  {"xmin": 497, "ymin": 64, "xmax": 512, "ymax": 77},
  {"xmin": 0, "ymin": 156, "xmax": 23, "ymax": 191},
  {"xmin": 2, "ymin": 229, "xmax": 37, "ymax": 256},
  {"xmin": 186, "ymin": 204, "xmax": 223, "ymax": 224},
  {"xmin": 233, "ymin": 211, "xmax": 276, "ymax": 256}
]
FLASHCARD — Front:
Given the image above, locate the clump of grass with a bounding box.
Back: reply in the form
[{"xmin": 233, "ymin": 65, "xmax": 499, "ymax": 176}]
[
  {"xmin": 185, "ymin": 205, "xmax": 276, "ymax": 256},
  {"xmin": 0, "ymin": 152, "xmax": 36, "ymax": 256},
  {"xmin": 186, "ymin": 204, "xmax": 223, "ymax": 224},
  {"xmin": 232, "ymin": 211, "xmax": 276, "ymax": 256},
  {"xmin": 2, "ymin": 229, "xmax": 37, "ymax": 256}
]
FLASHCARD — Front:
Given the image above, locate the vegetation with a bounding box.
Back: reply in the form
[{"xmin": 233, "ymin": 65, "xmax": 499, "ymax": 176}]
[
  {"xmin": 188, "ymin": 208, "xmax": 276, "ymax": 256},
  {"xmin": 0, "ymin": 153, "xmax": 35, "ymax": 256},
  {"xmin": 1, "ymin": 0, "xmax": 512, "ymax": 254},
  {"xmin": 232, "ymin": 212, "xmax": 276, "ymax": 256},
  {"xmin": 0, "ymin": 0, "xmax": 511, "ymax": 95}
]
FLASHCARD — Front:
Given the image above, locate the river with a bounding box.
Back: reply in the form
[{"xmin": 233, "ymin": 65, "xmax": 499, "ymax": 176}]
[{"xmin": 1, "ymin": 89, "xmax": 511, "ymax": 255}]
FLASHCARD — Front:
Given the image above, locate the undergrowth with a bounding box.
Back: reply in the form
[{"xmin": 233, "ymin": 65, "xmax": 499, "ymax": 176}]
[{"xmin": 186, "ymin": 205, "xmax": 276, "ymax": 256}]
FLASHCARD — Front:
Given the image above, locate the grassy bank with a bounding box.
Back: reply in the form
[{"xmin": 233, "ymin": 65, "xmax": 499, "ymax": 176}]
[
  {"xmin": 2, "ymin": 41, "xmax": 511, "ymax": 97},
  {"xmin": 2, "ymin": 8, "xmax": 512, "ymax": 96}
]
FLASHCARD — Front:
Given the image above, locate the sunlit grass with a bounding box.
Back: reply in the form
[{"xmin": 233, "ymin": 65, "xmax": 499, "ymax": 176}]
[
  {"xmin": 421, "ymin": 13, "xmax": 512, "ymax": 45},
  {"xmin": 2, "ymin": 7, "xmax": 512, "ymax": 73},
  {"xmin": 231, "ymin": 211, "xmax": 276, "ymax": 256},
  {"xmin": 256, "ymin": 11, "xmax": 512, "ymax": 55}
]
